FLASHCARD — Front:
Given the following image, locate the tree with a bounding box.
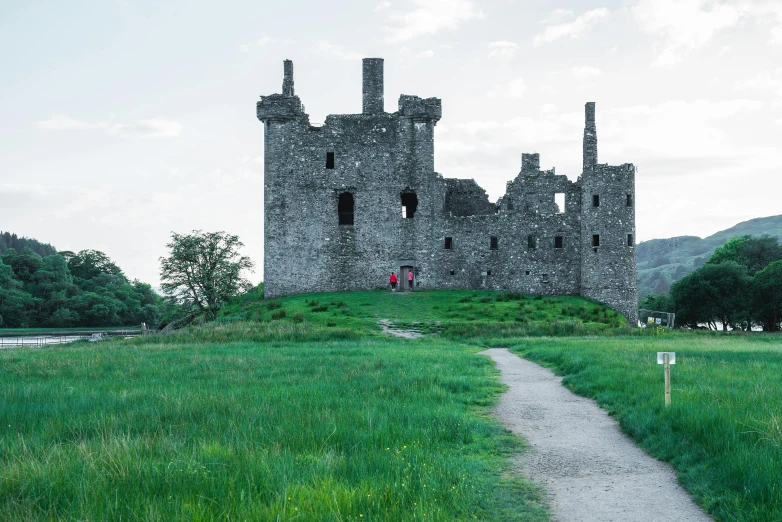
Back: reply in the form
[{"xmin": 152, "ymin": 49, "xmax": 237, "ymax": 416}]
[
  {"xmin": 752, "ymin": 260, "xmax": 782, "ymax": 332},
  {"xmin": 670, "ymin": 261, "xmax": 750, "ymax": 330},
  {"xmin": 159, "ymin": 231, "xmax": 254, "ymax": 321},
  {"xmin": 708, "ymin": 235, "xmax": 782, "ymax": 276},
  {"xmin": 68, "ymin": 250, "xmax": 126, "ymax": 282}
]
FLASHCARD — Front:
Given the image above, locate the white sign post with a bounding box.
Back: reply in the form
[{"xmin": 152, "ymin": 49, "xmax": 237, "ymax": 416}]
[{"xmin": 657, "ymin": 352, "xmax": 676, "ymax": 407}]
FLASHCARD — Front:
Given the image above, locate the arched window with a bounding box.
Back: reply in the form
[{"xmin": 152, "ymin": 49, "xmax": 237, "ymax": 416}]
[
  {"xmin": 338, "ymin": 192, "xmax": 354, "ymax": 225},
  {"xmin": 401, "ymin": 191, "xmax": 418, "ymax": 219}
]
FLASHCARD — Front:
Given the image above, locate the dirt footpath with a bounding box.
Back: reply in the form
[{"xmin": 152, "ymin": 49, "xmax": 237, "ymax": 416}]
[{"xmin": 481, "ymin": 348, "xmax": 713, "ymax": 522}]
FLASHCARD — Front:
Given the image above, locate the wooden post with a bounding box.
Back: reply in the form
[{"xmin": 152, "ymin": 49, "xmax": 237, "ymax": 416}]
[{"xmin": 664, "ymin": 352, "xmax": 671, "ymax": 408}]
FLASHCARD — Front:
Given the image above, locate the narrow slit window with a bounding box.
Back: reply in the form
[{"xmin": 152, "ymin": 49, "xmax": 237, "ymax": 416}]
[
  {"xmin": 527, "ymin": 235, "xmax": 536, "ymax": 250},
  {"xmin": 592, "ymin": 194, "xmax": 600, "ymax": 207},
  {"xmin": 450, "ymin": 270, "xmax": 455, "ymax": 276},
  {"xmin": 490, "ymin": 236, "xmax": 498, "ymax": 250},
  {"xmin": 401, "ymin": 192, "xmax": 418, "ymax": 219},
  {"xmin": 627, "ymin": 234, "xmax": 634, "ymax": 246},
  {"xmin": 444, "ymin": 237, "xmax": 453, "ymax": 250},
  {"xmin": 542, "ymin": 273, "xmax": 549, "ymax": 283},
  {"xmin": 326, "ymin": 152, "xmax": 335, "ymax": 169},
  {"xmin": 486, "ymin": 270, "xmax": 492, "ymax": 276},
  {"xmin": 554, "ymin": 236, "xmax": 563, "ymax": 249},
  {"xmin": 338, "ymin": 192, "xmax": 354, "ymax": 225},
  {"xmin": 555, "ymin": 193, "xmax": 565, "ymax": 214},
  {"xmin": 525, "ymin": 270, "xmax": 530, "ymax": 275},
  {"xmin": 626, "ymin": 194, "xmax": 633, "ymax": 207},
  {"xmin": 592, "ymin": 234, "xmax": 600, "ymax": 247}
]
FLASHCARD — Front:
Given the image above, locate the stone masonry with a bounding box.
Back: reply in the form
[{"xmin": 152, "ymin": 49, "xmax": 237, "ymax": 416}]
[{"xmin": 257, "ymin": 58, "xmax": 638, "ymax": 324}]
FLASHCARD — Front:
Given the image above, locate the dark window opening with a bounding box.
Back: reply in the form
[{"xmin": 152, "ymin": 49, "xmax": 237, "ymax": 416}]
[
  {"xmin": 450, "ymin": 270, "xmax": 455, "ymax": 276},
  {"xmin": 554, "ymin": 236, "xmax": 564, "ymax": 249},
  {"xmin": 525, "ymin": 270, "xmax": 530, "ymax": 275},
  {"xmin": 627, "ymin": 234, "xmax": 634, "ymax": 246},
  {"xmin": 401, "ymin": 192, "xmax": 418, "ymax": 219},
  {"xmin": 527, "ymin": 235, "xmax": 536, "ymax": 250},
  {"xmin": 592, "ymin": 234, "xmax": 600, "ymax": 247},
  {"xmin": 444, "ymin": 237, "xmax": 453, "ymax": 250},
  {"xmin": 490, "ymin": 236, "xmax": 498, "ymax": 250},
  {"xmin": 338, "ymin": 192, "xmax": 354, "ymax": 225},
  {"xmin": 542, "ymin": 273, "xmax": 549, "ymax": 283},
  {"xmin": 326, "ymin": 152, "xmax": 335, "ymax": 169},
  {"xmin": 592, "ymin": 194, "xmax": 600, "ymax": 207},
  {"xmin": 487, "ymin": 270, "xmax": 492, "ymax": 276},
  {"xmin": 626, "ymin": 194, "xmax": 633, "ymax": 207}
]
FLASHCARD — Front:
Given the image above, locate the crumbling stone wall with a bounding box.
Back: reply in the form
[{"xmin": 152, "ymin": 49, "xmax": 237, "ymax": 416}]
[{"xmin": 257, "ymin": 58, "xmax": 638, "ymax": 324}]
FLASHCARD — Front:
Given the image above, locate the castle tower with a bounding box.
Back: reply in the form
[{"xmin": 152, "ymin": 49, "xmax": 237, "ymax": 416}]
[{"xmin": 579, "ymin": 103, "xmax": 638, "ymax": 324}]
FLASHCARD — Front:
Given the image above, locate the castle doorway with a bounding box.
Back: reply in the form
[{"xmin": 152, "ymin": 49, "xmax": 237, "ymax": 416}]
[{"xmin": 400, "ymin": 265, "xmax": 415, "ymax": 291}]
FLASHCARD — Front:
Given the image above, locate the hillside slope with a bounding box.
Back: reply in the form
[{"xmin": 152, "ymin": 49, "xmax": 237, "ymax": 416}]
[{"xmin": 637, "ymin": 214, "xmax": 782, "ymax": 299}]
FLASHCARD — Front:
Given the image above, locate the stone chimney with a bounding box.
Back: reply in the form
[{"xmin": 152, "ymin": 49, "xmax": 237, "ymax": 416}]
[{"xmin": 362, "ymin": 58, "xmax": 384, "ymax": 114}]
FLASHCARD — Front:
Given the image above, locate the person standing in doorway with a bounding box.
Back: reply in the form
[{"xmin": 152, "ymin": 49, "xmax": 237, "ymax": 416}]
[
  {"xmin": 389, "ymin": 272, "xmax": 398, "ymax": 292},
  {"xmin": 408, "ymin": 269, "xmax": 414, "ymax": 291}
]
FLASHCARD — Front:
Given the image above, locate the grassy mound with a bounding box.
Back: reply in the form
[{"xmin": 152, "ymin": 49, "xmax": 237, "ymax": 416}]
[{"xmin": 218, "ymin": 288, "xmax": 628, "ymax": 340}]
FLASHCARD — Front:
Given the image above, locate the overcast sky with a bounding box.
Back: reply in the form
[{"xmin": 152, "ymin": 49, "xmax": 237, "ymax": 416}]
[{"xmin": 2, "ymin": 0, "xmax": 781, "ymax": 286}]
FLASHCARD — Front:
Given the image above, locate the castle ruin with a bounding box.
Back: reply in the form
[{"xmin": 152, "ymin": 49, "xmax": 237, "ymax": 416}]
[{"xmin": 257, "ymin": 58, "xmax": 638, "ymax": 323}]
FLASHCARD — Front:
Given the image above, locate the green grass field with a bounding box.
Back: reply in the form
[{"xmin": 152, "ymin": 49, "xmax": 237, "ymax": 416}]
[
  {"xmin": 1, "ymin": 288, "xmax": 781, "ymax": 521},
  {"xmin": 497, "ymin": 334, "xmax": 782, "ymax": 522}
]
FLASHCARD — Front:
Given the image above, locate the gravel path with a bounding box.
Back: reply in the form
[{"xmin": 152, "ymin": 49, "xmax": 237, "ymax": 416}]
[{"xmin": 481, "ymin": 348, "xmax": 713, "ymax": 522}]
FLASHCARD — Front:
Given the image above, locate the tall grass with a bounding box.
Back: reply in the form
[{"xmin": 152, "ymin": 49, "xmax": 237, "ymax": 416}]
[
  {"xmin": 499, "ymin": 335, "xmax": 782, "ymax": 522},
  {"xmin": 0, "ymin": 334, "xmax": 548, "ymax": 521}
]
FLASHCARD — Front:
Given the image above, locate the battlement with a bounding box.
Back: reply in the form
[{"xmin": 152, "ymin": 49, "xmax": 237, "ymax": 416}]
[
  {"xmin": 398, "ymin": 95, "xmax": 442, "ymax": 122},
  {"xmin": 256, "ymin": 94, "xmax": 305, "ymax": 122}
]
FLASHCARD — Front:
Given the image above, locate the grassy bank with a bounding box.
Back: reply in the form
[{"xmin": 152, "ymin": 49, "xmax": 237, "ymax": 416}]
[
  {"xmin": 0, "ymin": 331, "xmax": 547, "ymax": 521},
  {"xmin": 497, "ymin": 334, "xmax": 782, "ymax": 522},
  {"xmin": 219, "ymin": 287, "xmax": 627, "ymax": 339}
]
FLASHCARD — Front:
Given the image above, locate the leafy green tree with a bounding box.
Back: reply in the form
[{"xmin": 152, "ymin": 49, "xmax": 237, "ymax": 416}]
[
  {"xmin": 752, "ymin": 260, "xmax": 782, "ymax": 331},
  {"xmin": 670, "ymin": 261, "xmax": 750, "ymax": 330},
  {"xmin": 640, "ymin": 293, "xmax": 673, "ymax": 312},
  {"xmin": 1, "ymin": 247, "xmax": 43, "ymax": 284},
  {"xmin": 160, "ymin": 230, "xmax": 254, "ymax": 321},
  {"xmin": 708, "ymin": 235, "xmax": 782, "ymax": 276},
  {"xmin": 68, "ymin": 250, "xmax": 126, "ymax": 282}
]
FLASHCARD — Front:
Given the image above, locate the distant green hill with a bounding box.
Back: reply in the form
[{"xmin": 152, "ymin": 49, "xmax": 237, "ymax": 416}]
[{"xmin": 637, "ymin": 214, "xmax": 782, "ymax": 300}]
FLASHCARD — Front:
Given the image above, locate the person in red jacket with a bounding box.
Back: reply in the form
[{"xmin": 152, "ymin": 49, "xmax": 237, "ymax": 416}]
[
  {"xmin": 408, "ymin": 269, "xmax": 414, "ymax": 291},
  {"xmin": 389, "ymin": 272, "xmax": 398, "ymax": 292}
]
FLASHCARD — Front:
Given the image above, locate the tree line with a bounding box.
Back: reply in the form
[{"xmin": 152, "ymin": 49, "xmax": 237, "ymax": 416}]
[
  {"xmin": 642, "ymin": 235, "xmax": 782, "ymax": 331},
  {"xmin": 0, "ymin": 247, "xmax": 172, "ymax": 328}
]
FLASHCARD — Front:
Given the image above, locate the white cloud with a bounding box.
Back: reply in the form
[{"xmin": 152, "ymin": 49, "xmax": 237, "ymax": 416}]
[
  {"xmin": 238, "ymin": 35, "xmax": 292, "ymax": 52},
  {"xmin": 771, "ymin": 24, "xmax": 782, "ymax": 45},
  {"xmin": 573, "ymin": 66, "xmax": 602, "ymax": 79},
  {"xmin": 632, "ymin": 0, "xmax": 742, "ymax": 67},
  {"xmin": 607, "ymin": 45, "xmax": 619, "ymax": 55},
  {"xmin": 374, "ymin": 1, "xmax": 391, "ymax": 11},
  {"xmin": 37, "ymin": 115, "xmax": 182, "ymax": 139},
  {"xmin": 537, "ymin": 8, "xmax": 575, "ymax": 26},
  {"xmin": 385, "ymin": 0, "xmax": 483, "ymax": 43},
  {"xmin": 488, "ymin": 76, "xmax": 526, "ymax": 99},
  {"xmin": 315, "ymin": 41, "xmax": 364, "ymax": 61},
  {"xmin": 487, "ymin": 41, "xmax": 518, "ymax": 60},
  {"xmin": 533, "ymin": 8, "xmax": 609, "ymax": 47},
  {"xmin": 416, "ymin": 49, "xmax": 434, "ymax": 59}
]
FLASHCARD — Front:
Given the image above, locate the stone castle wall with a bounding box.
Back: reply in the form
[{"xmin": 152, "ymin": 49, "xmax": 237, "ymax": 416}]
[{"xmin": 258, "ymin": 58, "xmax": 638, "ymax": 324}]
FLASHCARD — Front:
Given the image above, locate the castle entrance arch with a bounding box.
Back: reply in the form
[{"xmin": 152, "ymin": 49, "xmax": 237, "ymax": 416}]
[{"xmin": 400, "ymin": 265, "xmax": 415, "ymax": 291}]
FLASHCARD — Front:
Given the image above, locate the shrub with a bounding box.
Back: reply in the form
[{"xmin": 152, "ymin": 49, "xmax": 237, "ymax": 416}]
[
  {"xmin": 271, "ymin": 309, "xmax": 286, "ymax": 320},
  {"xmin": 267, "ymin": 301, "xmax": 282, "ymax": 311}
]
